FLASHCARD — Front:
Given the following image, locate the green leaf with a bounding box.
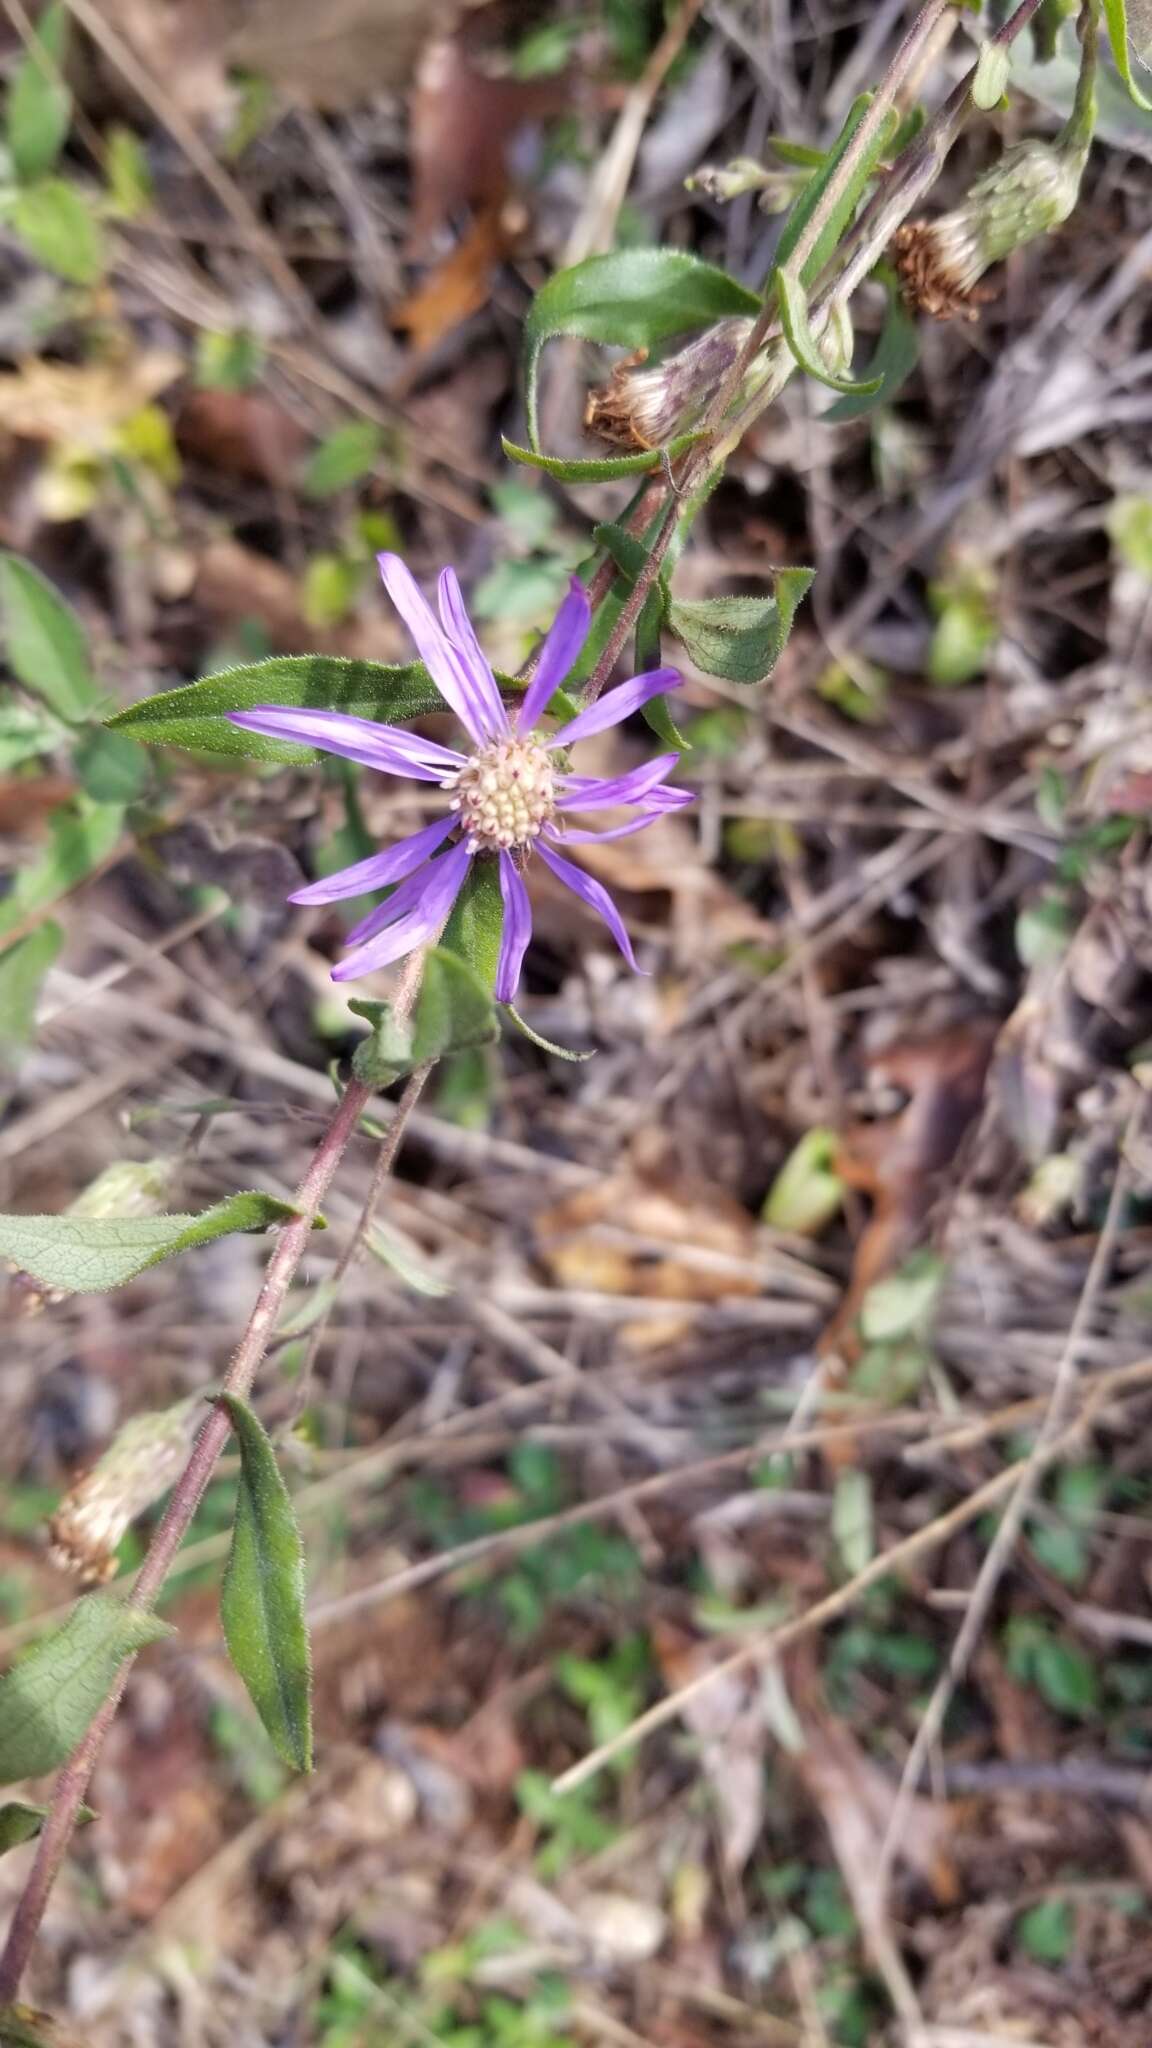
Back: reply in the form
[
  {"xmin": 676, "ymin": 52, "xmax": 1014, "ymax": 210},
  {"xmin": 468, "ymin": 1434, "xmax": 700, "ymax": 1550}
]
[
  {"xmin": 824, "ymin": 274, "xmax": 920, "ymax": 422},
  {"xmin": 217, "ymin": 1394, "xmax": 312, "ymax": 1772},
  {"xmin": 440, "ymin": 855, "xmax": 504, "ymax": 988},
  {"xmin": 104, "ymin": 122, "xmax": 153, "ymax": 218},
  {"xmin": 349, "ymin": 949, "xmax": 498, "ymax": 1084},
  {"xmin": 366, "ymin": 1222, "xmax": 452, "ymax": 1295},
  {"xmin": 348, "ymin": 997, "xmax": 415, "ymax": 1086},
  {"xmin": 300, "ymin": 420, "xmax": 385, "ymax": 498},
  {"xmin": 775, "ymin": 94, "xmax": 899, "ymax": 286},
  {"xmin": 7, "ymin": 2, "xmax": 71, "ymax": 183},
  {"xmin": 775, "ymin": 268, "xmax": 881, "ymax": 396},
  {"xmin": 637, "ymin": 587, "xmax": 687, "ymax": 750},
  {"xmin": 0, "ymin": 1800, "xmax": 93, "ymax": 1858},
  {"xmin": 72, "ymin": 727, "xmax": 148, "ymax": 803},
  {"xmin": 10, "ymin": 177, "xmax": 105, "ymax": 284},
  {"xmin": 106, "ymin": 655, "xmax": 444, "ymax": 761},
  {"xmin": 858, "ymin": 1251, "xmax": 945, "ymax": 1343},
  {"xmin": 928, "ymin": 590, "xmax": 997, "ymax": 686},
  {"xmin": 411, "ymin": 946, "xmax": 500, "ymax": 1062},
  {"xmin": 501, "ymin": 431, "xmax": 703, "ymax": 481},
  {"xmin": 1032, "ymin": 1631, "xmax": 1099, "ymax": 1716},
  {"xmin": 1016, "ymin": 1898, "xmax": 1073, "ymax": 1964},
  {"xmin": 523, "ymin": 249, "xmax": 759, "ymax": 449},
  {"xmin": 0, "ymin": 922, "xmax": 62, "ymax": 1062},
  {"xmin": 0, "ymin": 553, "xmax": 99, "ymax": 722},
  {"xmin": 0, "ymin": 2010, "xmax": 87, "ymax": 2047},
  {"xmin": 0, "ymin": 797, "xmax": 123, "ymax": 942},
  {"xmin": 832, "ymin": 1469, "xmax": 874, "ymax": 1578},
  {"xmin": 0, "ymin": 1190, "xmax": 314, "ymax": 1295},
  {"xmin": 1103, "ymin": 0, "xmax": 1152, "ymax": 108},
  {"xmin": 972, "ymin": 42, "xmax": 1011, "ymax": 108},
  {"xmin": 588, "ymin": 522, "xmax": 687, "ymax": 747},
  {"xmin": 0, "ymin": 1594, "xmax": 172, "ymax": 1784},
  {"xmin": 194, "ymin": 328, "xmax": 265, "ymax": 391},
  {"xmin": 0, "ymin": 1803, "xmax": 45, "ymax": 1855},
  {"xmin": 668, "ymin": 572, "xmax": 814, "ymax": 685},
  {"xmin": 763, "ymin": 1127, "xmax": 844, "ymax": 1234},
  {"xmin": 1108, "ymin": 493, "xmax": 1152, "ymax": 577}
]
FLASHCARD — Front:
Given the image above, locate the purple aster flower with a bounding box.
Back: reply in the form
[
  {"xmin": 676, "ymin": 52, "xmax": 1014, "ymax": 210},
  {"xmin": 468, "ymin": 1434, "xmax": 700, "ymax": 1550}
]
[{"xmin": 228, "ymin": 554, "xmax": 692, "ymax": 1002}]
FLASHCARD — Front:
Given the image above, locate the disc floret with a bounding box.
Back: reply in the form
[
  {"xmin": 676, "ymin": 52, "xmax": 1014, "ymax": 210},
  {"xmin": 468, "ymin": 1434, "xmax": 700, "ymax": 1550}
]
[{"xmin": 445, "ymin": 735, "xmax": 556, "ymax": 854}]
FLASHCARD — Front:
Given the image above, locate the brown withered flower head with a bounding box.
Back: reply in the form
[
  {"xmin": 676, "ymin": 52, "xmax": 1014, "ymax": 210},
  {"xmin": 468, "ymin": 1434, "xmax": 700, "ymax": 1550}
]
[
  {"xmin": 48, "ymin": 1396, "xmax": 203, "ymax": 1586},
  {"xmin": 585, "ymin": 317, "xmax": 754, "ymax": 452},
  {"xmin": 892, "ymin": 135, "xmax": 1089, "ymax": 324}
]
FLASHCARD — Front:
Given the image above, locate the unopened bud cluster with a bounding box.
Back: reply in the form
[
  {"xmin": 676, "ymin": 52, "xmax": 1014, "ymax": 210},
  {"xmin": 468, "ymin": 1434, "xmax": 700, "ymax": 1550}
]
[
  {"xmin": 48, "ymin": 1395, "xmax": 202, "ymax": 1585},
  {"xmin": 445, "ymin": 737, "xmax": 556, "ymax": 854},
  {"xmin": 893, "ymin": 137, "xmax": 1088, "ymax": 322}
]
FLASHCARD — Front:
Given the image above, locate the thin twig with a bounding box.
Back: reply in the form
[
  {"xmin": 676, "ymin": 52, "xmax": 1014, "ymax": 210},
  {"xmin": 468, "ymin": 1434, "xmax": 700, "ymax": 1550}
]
[
  {"xmin": 550, "ymin": 1375, "xmax": 1128, "ymax": 1795},
  {"xmin": 874, "ymin": 1094, "xmax": 1144, "ymax": 1897}
]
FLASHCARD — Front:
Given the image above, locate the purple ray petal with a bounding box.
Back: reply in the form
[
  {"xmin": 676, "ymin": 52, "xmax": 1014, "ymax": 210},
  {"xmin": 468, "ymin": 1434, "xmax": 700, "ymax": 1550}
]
[
  {"xmin": 636, "ymin": 784, "xmax": 695, "ymax": 811},
  {"xmin": 495, "ymin": 852, "xmax": 533, "ymax": 1002},
  {"xmin": 556, "ymin": 754, "xmax": 680, "ymax": 812},
  {"xmin": 535, "ymin": 841, "xmax": 640, "ymax": 972},
  {"xmin": 342, "ymin": 855, "xmax": 446, "ymax": 947},
  {"xmin": 378, "ymin": 553, "xmax": 500, "ymax": 745},
  {"xmin": 546, "ymin": 667, "xmax": 682, "ymax": 749},
  {"xmin": 332, "ymin": 841, "xmax": 473, "ymax": 981},
  {"xmin": 546, "ymin": 813, "xmax": 672, "ymax": 845},
  {"xmin": 228, "ymin": 706, "xmax": 463, "ymax": 782},
  {"xmin": 516, "ymin": 577, "xmax": 591, "ymax": 734},
  {"xmin": 289, "ymin": 816, "xmax": 457, "ymax": 905},
  {"xmin": 437, "ymin": 568, "xmax": 509, "ymax": 741}
]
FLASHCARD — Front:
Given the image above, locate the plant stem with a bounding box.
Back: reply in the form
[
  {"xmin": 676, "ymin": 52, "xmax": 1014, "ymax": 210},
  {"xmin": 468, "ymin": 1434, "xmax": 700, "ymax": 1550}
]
[{"xmin": 0, "ymin": 959, "xmax": 431, "ymax": 2003}]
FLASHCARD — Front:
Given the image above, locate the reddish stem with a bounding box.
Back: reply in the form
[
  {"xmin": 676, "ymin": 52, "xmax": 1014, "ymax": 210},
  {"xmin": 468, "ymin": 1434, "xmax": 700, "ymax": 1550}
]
[{"xmin": 0, "ymin": 958, "xmax": 430, "ymax": 2002}]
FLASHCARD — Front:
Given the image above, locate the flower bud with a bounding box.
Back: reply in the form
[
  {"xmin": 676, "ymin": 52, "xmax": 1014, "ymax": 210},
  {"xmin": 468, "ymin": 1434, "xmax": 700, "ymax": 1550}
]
[
  {"xmin": 47, "ymin": 1395, "xmax": 202, "ymax": 1585},
  {"xmin": 892, "ymin": 136, "xmax": 1088, "ymax": 322},
  {"xmin": 686, "ymin": 157, "xmax": 802, "ymax": 213},
  {"xmin": 584, "ymin": 318, "xmax": 753, "ymax": 451}
]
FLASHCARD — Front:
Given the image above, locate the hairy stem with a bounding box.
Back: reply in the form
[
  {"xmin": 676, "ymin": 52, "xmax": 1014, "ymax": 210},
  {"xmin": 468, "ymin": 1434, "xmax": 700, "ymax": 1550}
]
[{"xmin": 0, "ymin": 958, "xmax": 432, "ymax": 2002}]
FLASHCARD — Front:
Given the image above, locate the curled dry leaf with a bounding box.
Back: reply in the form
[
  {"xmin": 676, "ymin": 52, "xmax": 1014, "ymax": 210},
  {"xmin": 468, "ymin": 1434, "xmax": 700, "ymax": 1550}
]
[
  {"xmin": 0, "ymin": 352, "xmax": 182, "ymax": 451},
  {"xmin": 536, "ymin": 1169, "xmax": 760, "ymax": 1305},
  {"xmin": 822, "ymin": 1021, "xmax": 998, "ymax": 1368},
  {"xmin": 393, "ymin": 206, "xmax": 515, "ymax": 355},
  {"xmin": 175, "ymin": 389, "xmax": 309, "ymax": 487}
]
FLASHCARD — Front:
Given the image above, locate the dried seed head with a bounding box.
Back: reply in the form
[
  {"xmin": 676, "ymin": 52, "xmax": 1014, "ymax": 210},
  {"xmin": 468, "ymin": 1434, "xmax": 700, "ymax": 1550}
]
[
  {"xmin": 444, "ymin": 736, "xmax": 556, "ymax": 854},
  {"xmin": 48, "ymin": 1396, "xmax": 202, "ymax": 1586},
  {"xmin": 892, "ymin": 138, "xmax": 1088, "ymax": 323},
  {"xmin": 585, "ymin": 318, "xmax": 754, "ymax": 451}
]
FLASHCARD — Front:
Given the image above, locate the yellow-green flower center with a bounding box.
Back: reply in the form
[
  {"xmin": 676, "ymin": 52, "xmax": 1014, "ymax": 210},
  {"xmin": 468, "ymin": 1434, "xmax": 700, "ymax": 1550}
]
[{"xmin": 445, "ymin": 737, "xmax": 556, "ymax": 854}]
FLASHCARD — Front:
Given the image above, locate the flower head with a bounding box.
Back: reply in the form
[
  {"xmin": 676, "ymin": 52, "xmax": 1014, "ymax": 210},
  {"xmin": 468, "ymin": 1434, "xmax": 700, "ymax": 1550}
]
[
  {"xmin": 585, "ymin": 319, "xmax": 753, "ymax": 451},
  {"xmin": 892, "ymin": 136, "xmax": 1089, "ymax": 323},
  {"xmin": 228, "ymin": 555, "xmax": 693, "ymax": 1001}
]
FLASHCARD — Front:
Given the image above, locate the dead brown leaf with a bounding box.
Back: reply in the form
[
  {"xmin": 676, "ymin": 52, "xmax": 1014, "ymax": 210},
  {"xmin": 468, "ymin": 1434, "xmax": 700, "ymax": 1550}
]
[
  {"xmin": 823, "ymin": 1021, "xmax": 998, "ymax": 1369},
  {"xmin": 408, "ymin": 36, "xmax": 571, "ymax": 248},
  {"xmin": 392, "ymin": 207, "xmax": 512, "ymax": 354},
  {"xmin": 536, "ymin": 1168, "xmax": 759, "ymax": 1304},
  {"xmin": 0, "ymin": 353, "xmax": 182, "ymax": 450},
  {"xmin": 176, "ymin": 388, "xmax": 308, "ymax": 487},
  {"xmin": 193, "ymin": 538, "xmax": 405, "ymax": 660}
]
